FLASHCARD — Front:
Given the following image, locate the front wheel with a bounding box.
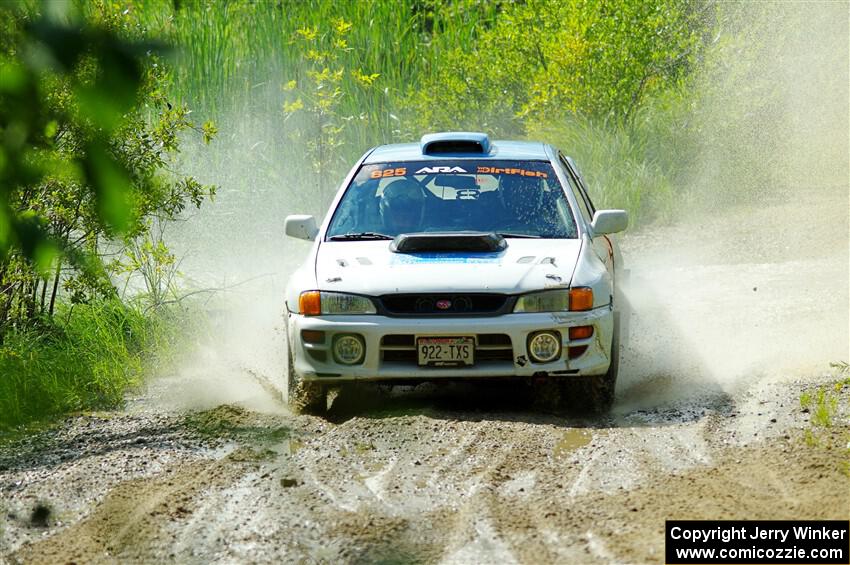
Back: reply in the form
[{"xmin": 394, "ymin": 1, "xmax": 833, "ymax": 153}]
[{"xmin": 286, "ymin": 330, "xmax": 326, "ymax": 415}]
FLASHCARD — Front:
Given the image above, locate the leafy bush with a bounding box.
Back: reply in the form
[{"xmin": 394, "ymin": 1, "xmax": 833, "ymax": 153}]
[
  {"xmin": 0, "ymin": 3, "xmax": 216, "ymax": 429},
  {"xmin": 402, "ymin": 0, "xmax": 711, "ymax": 135},
  {"xmin": 0, "ymin": 4, "xmax": 216, "ymax": 336}
]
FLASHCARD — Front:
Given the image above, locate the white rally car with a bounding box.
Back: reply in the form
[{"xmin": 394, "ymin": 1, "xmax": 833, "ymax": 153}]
[{"xmin": 284, "ymin": 132, "xmax": 628, "ymax": 413}]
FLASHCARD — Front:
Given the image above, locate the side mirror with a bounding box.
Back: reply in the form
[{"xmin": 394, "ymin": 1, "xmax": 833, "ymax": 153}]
[
  {"xmin": 285, "ymin": 214, "xmax": 319, "ymax": 241},
  {"xmin": 590, "ymin": 209, "xmax": 628, "ymax": 235}
]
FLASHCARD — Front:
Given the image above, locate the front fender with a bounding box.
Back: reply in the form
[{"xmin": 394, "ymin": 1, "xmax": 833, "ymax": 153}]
[
  {"xmin": 571, "ymin": 236, "xmax": 613, "ymax": 308},
  {"xmin": 285, "ymin": 260, "xmax": 319, "ymax": 314}
]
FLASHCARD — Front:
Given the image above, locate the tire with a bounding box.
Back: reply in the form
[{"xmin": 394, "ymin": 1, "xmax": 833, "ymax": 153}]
[
  {"xmin": 570, "ymin": 311, "xmax": 620, "ymax": 413},
  {"xmin": 286, "ymin": 329, "xmax": 326, "ymax": 415}
]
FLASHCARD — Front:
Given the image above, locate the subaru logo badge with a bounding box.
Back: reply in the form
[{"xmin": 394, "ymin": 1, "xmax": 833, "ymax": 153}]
[{"xmin": 436, "ymin": 299, "xmax": 452, "ymax": 310}]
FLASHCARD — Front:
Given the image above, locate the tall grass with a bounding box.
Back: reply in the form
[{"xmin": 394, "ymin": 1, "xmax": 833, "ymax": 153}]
[
  {"xmin": 115, "ymin": 0, "xmax": 709, "ymax": 227},
  {"xmin": 113, "ymin": 1, "xmax": 467, "ymax": 215},
  {"xmin": 529, "ymin": 91, "xmax": 699, "ymax": 223},
  {"xmin": 117, "ymin": 1, "xmax": 509, "ymax": 220},
  {"xmin": 124, "ymin": 0, "xmax": 497, "ymax": 144},
  {"xmin": 0, "ymin": 300, "xmax": 178, "ymax": 431}
]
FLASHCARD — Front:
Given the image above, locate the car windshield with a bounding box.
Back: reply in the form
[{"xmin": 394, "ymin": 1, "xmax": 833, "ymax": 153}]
[{"xmin": 326, "ymin": 160, "xmax": 577, "ymax": 240}]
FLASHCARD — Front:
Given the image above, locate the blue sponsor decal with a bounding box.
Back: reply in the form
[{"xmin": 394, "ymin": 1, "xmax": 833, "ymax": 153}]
[{"xmin": 392, "ymin": 252, "xmax": 504, "ymax": 264}]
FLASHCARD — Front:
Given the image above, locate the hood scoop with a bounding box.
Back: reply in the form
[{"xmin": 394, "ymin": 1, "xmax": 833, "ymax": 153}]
[{"xmin": 390, "ymin": 232, "xmax": 507, "ymax": 253}]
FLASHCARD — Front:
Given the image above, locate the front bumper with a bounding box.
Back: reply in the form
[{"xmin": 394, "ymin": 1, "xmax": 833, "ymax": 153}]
[{"xmin": 288, "ymin": 307, "xmax": 614, "ymax": 383}]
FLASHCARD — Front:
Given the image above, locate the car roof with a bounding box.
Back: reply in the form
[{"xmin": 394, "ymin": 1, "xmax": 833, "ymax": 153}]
[{"xmin": 363, "ymin": 134, "xmax": 551, "ymax": 164}]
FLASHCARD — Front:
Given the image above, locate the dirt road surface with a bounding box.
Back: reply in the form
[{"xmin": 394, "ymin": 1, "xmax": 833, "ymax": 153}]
[{"xmin": 1, "ymin": 193, "xmax": 848, "ymax": 564}]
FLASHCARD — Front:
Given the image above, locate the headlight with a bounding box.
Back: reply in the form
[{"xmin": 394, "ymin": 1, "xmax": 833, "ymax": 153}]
[
  {"xmin": 514, "ymin": 290, "xmax": 569, "ymax": 312},
  {"xmin": 298, "ymin": 291, "xmax": 377, "ymax": 315},
  {"xmin": 513, "ymin": 288, "xmax": 594, "ymax": 312}
]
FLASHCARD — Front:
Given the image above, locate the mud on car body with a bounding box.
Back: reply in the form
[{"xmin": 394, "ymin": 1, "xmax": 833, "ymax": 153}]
[{"xmin": 284, "ymin": 132, "xmax": 628, "ymax": 413}]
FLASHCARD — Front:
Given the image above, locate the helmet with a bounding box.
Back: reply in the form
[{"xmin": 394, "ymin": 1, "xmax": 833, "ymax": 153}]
[
  {"xmin": 499, "ymin": 175, "xmax": 544, "ymax": 224},
  {"xmin": 380, "ymin": 178, "xmax": 426, "ymax": 233}
]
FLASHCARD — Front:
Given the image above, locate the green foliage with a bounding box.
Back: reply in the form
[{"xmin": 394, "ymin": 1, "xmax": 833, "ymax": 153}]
[
  {"xmin": 0, "ymin": 299, "xmax": 174, "ymax": 431},
  {"xmin": 800, "ymin": 363, "xmax": 850, "ymax": 432},
  {"xmin": 281, "ymin": 18, "xmax": 380, "ymax": 207},
  {"xmin": 799, "ymin": 365, "xmax": 849, "ymax": 473},
  {"xmin": 114, "ymin": 0, "xmax": 720, "ymax": 225},
  {"xmin": 403, "ymin": 0, "xmax": 710, "ymax": 135},
  {"xmin": 129, "ymin": 0, "xmax": 498, "ymax": 130},
  {"xmin": 107, "ymin": 0, "xmax": 504, "ymax": 212},
  {"xmin": 0, "ymin": 5, "xmax": 156, "ymax": 252},
  {"xmin": 0, "ymin": 4, "xmax": 216, "ymax": 337},
  {"xmin": 0, "ymin": 4, "xmax": 219, "ymax": 429},
  {"xmin": 809, "ymin": 389, "xmax": 838, "ymax": 428},
  {"xmin": 527, "ymin": 87, "xmax": 700, "ymax": 218},
  {"xmin": 112, "ymin": 219, "xmax": 179, "ymax": 310}
]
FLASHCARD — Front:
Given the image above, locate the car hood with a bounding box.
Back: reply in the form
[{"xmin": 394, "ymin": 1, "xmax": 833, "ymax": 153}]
[{"xmin": 314, "ymin": 239, "xmax": 581, "ymax": 295}]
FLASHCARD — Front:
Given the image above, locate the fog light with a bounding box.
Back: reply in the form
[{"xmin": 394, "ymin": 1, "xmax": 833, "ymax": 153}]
[
  {"xmin": 527, "ymin": 331, "xmax": 561, "ymax": 363},
  {"xmin": 332, "ymin": 334, "xmax": 365, "ymax": 365},
  {"xmin": 568, "ymin": 345, "xmax": 588, "ymax": 359}
]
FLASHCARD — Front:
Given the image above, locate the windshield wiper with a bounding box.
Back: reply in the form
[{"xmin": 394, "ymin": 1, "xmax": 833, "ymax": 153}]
[
  {"xmin": 328, "ymin": 232, "xmax": 394, "ymax": 241},
  {"xmin": 496, "ymin": 232, "xmax": 542, "ymax": 239}
]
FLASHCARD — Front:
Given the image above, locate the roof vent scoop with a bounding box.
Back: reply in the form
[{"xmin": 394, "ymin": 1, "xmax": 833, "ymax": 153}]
[{"xmin": 420, "ymin": 132, "xmax": 490, "ymax": 155}]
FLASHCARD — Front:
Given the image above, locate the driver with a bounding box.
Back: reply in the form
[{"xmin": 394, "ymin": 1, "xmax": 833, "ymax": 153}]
[{"xmin": 379, "ymin": 178, "xmax": 426, "ymax": 233}]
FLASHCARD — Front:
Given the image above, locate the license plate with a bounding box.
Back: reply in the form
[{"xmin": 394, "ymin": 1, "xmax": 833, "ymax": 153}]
[{"xmin": 417, "ymin": 336, "xmax": 474, "ymax": 366}]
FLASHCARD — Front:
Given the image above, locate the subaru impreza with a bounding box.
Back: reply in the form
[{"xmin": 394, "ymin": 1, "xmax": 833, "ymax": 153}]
[{"xmin": 284, "ymin": 132, "xmax": 628, "ymax": 413}]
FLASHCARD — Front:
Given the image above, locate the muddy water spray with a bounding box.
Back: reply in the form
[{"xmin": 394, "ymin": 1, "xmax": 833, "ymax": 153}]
[
  {"xmin": 146, "ymin": 92, "xmax": 330, "ymax": 411},
  {"xmin": 617, "ymin": 4, "xmax": 849, "ymax": 405}
]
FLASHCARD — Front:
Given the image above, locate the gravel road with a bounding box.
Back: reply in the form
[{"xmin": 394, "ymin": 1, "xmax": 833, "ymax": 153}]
[{"xmin": 1, "ymin": 192, "xmax": 848, "ymax": 564}]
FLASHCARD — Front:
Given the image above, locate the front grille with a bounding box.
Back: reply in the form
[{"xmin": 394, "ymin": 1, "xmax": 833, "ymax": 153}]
[
  {"xmin": 382, "ymin": 349, "xmax": 417, "ymax": 363},
  {"xmin": 379, "ymin": 293, "xmax": 510, "ymax": 316},
  {"xmin": 380, "ymin": 334, "xmax": 513, "ymax": 364}
]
